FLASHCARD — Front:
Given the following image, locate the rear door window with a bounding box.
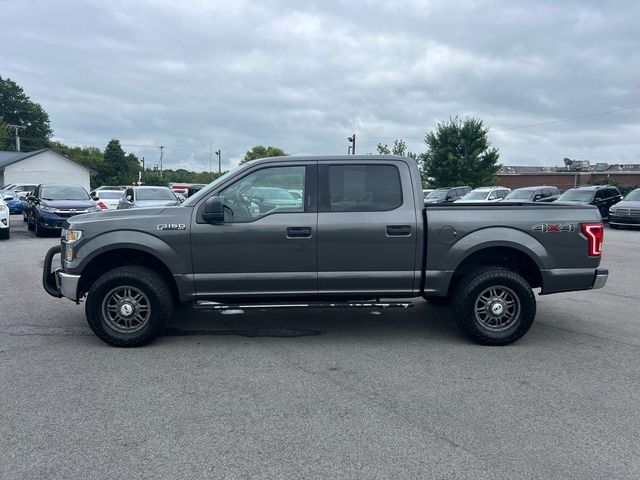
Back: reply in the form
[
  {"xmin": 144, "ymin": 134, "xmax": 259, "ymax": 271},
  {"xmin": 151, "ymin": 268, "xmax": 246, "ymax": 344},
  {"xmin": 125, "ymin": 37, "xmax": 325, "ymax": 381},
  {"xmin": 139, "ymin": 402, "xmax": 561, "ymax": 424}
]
[{"xmin": 323, "ymin": 164, "xmax": 402, "ymax": 212}]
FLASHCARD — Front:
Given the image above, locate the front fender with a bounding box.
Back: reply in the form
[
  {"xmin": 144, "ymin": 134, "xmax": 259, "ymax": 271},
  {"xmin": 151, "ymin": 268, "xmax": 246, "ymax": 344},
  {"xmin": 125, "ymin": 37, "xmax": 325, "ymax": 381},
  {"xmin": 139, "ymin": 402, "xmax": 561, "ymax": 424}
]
[{"xmin": 68, "ymin": 230, "xmax": 191, "ymax": 275}]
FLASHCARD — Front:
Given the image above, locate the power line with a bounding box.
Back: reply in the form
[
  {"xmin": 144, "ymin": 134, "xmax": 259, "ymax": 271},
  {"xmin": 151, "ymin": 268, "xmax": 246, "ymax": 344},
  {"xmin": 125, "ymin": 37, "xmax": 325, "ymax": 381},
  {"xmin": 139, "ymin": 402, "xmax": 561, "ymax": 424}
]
[{"xmin": 488, "ymin": 103, "xmax": 640, "ymax": 132}]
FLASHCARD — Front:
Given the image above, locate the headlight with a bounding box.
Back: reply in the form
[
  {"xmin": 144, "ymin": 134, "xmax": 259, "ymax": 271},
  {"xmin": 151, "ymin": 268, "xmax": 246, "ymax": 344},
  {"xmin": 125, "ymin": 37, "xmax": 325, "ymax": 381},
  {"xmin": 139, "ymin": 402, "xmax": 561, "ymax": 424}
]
[
  {"xmin": 40, "ymin": 205, "xmax": 57, "ymax": 213},
  {"xmin": 63, "ymin": 229, "xmax": 82, "ymax": 242},
  {"xmin": 62, "ymin": 229, "xmax": 82, "ymax": 262},
  {"xmin": 0, "ymin": 203, "xmax": 6, "ymax": 211},
  {"xmin": 609, "ymin": 207, "xmax": 617, "ymax": 213}
]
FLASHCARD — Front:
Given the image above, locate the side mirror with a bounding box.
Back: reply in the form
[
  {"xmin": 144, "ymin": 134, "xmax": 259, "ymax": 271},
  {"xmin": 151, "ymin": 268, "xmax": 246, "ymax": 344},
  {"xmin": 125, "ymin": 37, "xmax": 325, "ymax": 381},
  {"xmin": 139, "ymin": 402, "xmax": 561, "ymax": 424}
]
[
  {"xmin": 126, "ymin": 195, "xmax": 133, "ymax": 202},
  {"xmin": 91, "ymin": 194, "xmax": 98, "ymax": 201},
  {"xmin": 203, "ymin": 196, "xmax": 225, "ymax": 223}
]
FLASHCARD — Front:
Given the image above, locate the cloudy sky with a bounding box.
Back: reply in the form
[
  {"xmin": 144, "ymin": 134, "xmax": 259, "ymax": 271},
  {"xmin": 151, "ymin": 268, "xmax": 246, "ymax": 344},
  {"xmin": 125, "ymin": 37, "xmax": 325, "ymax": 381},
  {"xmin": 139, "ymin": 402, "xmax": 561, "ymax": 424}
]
[{"xmin": 1, "ymin": 0, "xmax": 638, "ymax": 170}]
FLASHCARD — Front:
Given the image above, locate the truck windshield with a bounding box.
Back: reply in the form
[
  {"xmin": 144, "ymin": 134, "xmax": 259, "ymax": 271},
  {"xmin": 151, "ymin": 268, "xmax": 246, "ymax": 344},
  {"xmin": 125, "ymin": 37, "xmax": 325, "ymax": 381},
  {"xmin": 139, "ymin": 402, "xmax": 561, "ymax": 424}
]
[
  {"xmin": 136, "ymin": 188, "xmax": 176, "ymax": 200},
  {"xmin": 624, "ymin": 190, "xmax": 640, "ymax": 201},
  {"xmin": 505, "ymin": 190, "xmax": 534, "ymax": 200},
  {"xmin": 426, "ymin": 190, "xmax": 447, "ymax": 199},
  {"xmin": 558, "ymin": 190, "xmax": 594, "ymax": 202},
  {"xmin": 462, "ymin": 191, "xmax": 489, "ymax": 200}
]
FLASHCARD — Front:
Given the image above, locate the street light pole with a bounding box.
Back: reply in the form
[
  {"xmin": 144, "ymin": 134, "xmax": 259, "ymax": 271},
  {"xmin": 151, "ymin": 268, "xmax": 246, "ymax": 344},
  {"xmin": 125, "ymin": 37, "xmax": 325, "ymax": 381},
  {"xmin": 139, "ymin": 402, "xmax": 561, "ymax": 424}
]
[{"xmin": 215, "ymin": 149, "xmax": 221, "ymax": 174}]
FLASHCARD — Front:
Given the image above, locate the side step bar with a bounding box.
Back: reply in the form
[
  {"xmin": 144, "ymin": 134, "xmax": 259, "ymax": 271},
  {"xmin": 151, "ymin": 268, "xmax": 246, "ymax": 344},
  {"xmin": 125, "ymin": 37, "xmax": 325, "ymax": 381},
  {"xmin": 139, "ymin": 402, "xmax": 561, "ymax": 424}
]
[{"xmin": 194, "ymin": 301, "xmax": 414, "ymax": 311}]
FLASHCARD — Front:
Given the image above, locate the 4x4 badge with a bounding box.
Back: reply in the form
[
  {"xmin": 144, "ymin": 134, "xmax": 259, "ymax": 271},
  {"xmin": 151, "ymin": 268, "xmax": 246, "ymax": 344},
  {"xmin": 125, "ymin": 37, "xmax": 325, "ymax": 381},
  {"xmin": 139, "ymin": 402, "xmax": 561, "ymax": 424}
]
[{"xmin": 531, "ymin": 223, "xmax": 575, "ymax": 232}]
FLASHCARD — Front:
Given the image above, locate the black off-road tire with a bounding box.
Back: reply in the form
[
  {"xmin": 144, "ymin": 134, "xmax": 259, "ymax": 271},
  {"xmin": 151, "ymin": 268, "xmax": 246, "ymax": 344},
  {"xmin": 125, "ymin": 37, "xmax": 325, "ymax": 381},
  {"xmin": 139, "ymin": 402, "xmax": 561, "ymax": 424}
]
[
  {"xmin": 86, "ymin": 266, "xmax": 174, "ymax": 347},
  {"xmin": 423, "ymin": 295, "xmax": 451, "ymax": 305},
  {"xmin": 0, "ymin": 228, "xmax": 9, "ymax": 240},
  {"xmin": 452, "ymin": 267, "xmax": 536, "ymax": 346},
  {"xmin": 27, "ymin": 214, "xmax": 35, "ymax": 231}
]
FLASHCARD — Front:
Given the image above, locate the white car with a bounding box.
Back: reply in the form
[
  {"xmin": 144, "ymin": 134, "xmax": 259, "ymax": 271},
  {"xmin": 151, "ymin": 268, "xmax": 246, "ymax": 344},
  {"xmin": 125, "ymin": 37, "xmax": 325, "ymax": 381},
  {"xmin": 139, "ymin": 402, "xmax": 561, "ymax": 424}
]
[
  {"xmin": 92, "ymin": 190, "xmax": 125, "ymax": 210},
  {"xmin": 455, "ymin": 186, "xmax": 511, "ymax": 203},
  {"xmin": 8, "ymin": 183, "xmax": 38, "ymax": 199},
  {"xmin": 0, "ymin": 193, "xmax": 10, "ymax": 239}
]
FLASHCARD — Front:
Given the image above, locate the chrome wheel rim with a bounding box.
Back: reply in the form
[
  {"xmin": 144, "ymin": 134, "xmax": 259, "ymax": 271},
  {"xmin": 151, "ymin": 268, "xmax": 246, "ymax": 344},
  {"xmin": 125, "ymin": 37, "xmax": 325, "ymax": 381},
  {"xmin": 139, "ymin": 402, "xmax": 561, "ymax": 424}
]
[
  {"xmin": 102, "ymin": 286, "xmax": 151, "ymax": 333},
  {"xmin": 474, "ymin": 285, "xmax": 520, "ymax": 332}
]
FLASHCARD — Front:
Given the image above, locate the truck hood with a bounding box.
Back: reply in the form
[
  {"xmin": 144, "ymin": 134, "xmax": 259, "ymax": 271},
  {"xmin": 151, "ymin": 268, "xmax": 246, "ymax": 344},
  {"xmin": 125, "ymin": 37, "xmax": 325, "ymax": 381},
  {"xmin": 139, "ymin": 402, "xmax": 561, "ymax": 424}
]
[
  {"xmin": 133, "ymin": 200, "xmax": 179, "ymax": 207},
  {"xmin": 65, "ymin": 206, "xmax": 171, "ymax": 227}
]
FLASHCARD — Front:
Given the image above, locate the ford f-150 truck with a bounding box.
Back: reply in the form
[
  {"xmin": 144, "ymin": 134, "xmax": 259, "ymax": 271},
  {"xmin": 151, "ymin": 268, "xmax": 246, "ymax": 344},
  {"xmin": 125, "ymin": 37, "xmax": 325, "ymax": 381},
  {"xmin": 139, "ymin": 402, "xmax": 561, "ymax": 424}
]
[{"xmin": 42, "ymin": 155, "xmax": 608, "ymax": 347}]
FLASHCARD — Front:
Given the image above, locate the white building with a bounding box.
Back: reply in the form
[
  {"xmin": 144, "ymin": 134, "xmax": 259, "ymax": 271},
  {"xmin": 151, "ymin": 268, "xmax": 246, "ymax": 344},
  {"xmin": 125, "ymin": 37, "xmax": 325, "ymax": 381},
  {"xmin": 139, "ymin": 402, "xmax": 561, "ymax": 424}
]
[{"xmin": 0, "ymin": 148, "xmax": 92, "ymax": 191}]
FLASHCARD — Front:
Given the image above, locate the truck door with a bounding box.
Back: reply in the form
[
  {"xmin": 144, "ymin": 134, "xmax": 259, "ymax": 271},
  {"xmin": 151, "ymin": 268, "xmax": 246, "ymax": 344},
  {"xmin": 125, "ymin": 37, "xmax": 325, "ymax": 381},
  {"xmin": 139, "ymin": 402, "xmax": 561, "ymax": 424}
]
[
  {"xmin": 190, "ymin": 162, "xmax": 317, "ymax": 298},
  {"xmin": 316, "ymin": 161, "xmax": 418, "ymax": 296}
]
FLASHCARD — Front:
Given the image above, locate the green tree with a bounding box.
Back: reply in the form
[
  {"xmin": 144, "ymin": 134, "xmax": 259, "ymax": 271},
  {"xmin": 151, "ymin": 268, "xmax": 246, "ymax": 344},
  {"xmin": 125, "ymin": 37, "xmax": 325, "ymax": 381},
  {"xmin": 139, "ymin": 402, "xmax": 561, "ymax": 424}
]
[
  {"xmin": 241, "ymin": 145, "xmax": 287, "ymax": 164},
  {"xmin": 0, "ymin": 76, "xmax": 53, "ymax": 151},
  {"xmin": 376, "ymin": 138, "xmax": 418, "ymax": 159},
  {"xmin": 103, "ymin": 139, "xmax": 137, "ymax": 185},
  {"xmin": 0, "ymin": 118, "xmax": 11, "ymax": 150},
  {"xmin": 422, "ymin": 117, "xmax": 500, "ymax": 188}
]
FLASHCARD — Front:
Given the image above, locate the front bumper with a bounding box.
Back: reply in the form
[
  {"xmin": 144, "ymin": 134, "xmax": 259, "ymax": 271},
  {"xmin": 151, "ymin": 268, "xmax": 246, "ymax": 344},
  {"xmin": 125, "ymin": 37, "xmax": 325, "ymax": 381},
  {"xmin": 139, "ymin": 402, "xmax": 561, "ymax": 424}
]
[
  {"xmin": 609, "ymin": 214, "xmax": 640, "ymax": 226},
  {"xmin": 42, "ymin": 245, "xmax": 81, "ymax": 302}
]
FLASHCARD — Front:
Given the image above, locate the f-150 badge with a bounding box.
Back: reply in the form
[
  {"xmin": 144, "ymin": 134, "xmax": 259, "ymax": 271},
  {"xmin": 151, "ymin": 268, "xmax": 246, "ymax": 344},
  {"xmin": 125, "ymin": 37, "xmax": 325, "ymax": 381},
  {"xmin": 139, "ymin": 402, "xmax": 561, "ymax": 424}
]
[
  {"xmin": 157, "ymin": 224, "xmax": 186, "ymax": 231},
  {"xmin": 531, "ymin": 223, "xmax": 575, "ymax": 232}
]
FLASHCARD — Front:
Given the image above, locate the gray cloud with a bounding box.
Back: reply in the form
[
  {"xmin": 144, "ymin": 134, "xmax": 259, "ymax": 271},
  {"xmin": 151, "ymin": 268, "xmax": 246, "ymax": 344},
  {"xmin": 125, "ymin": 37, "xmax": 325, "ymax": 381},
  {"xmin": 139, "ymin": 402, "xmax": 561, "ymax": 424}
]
[{"xmin": 1, "ymin": 0, "xmax": 638, "ymax": 169}]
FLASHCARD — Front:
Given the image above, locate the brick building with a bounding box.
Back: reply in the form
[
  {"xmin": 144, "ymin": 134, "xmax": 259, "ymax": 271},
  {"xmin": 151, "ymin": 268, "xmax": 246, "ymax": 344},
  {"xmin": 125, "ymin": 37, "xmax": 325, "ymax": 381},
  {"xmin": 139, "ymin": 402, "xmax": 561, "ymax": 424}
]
[{"xmin": 495, "ymin": 161, "xmax": 640, "ymax": 191}]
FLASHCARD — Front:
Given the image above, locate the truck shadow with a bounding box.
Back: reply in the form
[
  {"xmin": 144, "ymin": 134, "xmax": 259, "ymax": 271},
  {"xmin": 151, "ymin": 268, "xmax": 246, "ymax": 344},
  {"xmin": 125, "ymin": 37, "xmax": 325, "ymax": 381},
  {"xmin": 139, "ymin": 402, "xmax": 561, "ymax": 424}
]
[{"xmin": 165, "ymin": 300, "xmax": 466, "ymax": 343}]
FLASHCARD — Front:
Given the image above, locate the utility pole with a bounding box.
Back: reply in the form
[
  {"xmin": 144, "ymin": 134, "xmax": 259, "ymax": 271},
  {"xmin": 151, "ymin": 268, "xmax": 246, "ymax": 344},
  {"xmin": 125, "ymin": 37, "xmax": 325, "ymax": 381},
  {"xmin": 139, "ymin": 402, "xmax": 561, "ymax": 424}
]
[
  {"xmin": 140, "ymin": 157, "xmax": 145, "ymax": 185},
  {"xmin": 347, "ymin": 134, "xmax": 356, "ymax": 155},
  {"xmin": 215, "ymin": 149, "xmax": 221, "ymax": 174},
  {"xmin": 159, "ymin": 146, "xmax": 165, "ymax": 178},
  {"xmin": 7, "ymin": 124, "xmax": 26, "ymax": 151}
]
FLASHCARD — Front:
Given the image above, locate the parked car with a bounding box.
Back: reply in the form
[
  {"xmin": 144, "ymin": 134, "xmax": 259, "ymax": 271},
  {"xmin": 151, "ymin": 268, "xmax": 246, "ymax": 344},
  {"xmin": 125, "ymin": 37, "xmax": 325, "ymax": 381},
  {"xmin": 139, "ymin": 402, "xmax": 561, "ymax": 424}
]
[
  {"xmin": 0, "ymin": 193, "xmax": 11, "ymax": 239},
  {"xmin": 423, "ymin": 186, "xmax": 472, "ymax": 204},
  {"xmin": 0, "ymin": 189, "xmax": 23, "ymax": 214},
  {"xmin": 505, "ymin": 186, "xmax": 561, "ymax": 203},
  {"xmin": 43, "ymin": 155, "xmax": 607, "ymax": 348},
  {"xmin": 24, "ymin": 184, "xmax": 100, "ymax": 236},
  {"xmin": 245, "ymin": 186, "xmax": 301, "ymax": 214},
  {"xmin": 422, "ymin": 189, "xmax": 434, "ymax": 201},
  {"xmin": 118, "ymin": 186, "xmax": 180, "ymax": 209},
  {"xmin": 556, "ymin": 185, "xmax": 622, "ymax": 219},
  {"xmin": 92, "ymin": 190, "xmax": 125, "ymax": 210},
  {"xmin": 609, "ymin": 188, "xmax": 640, "ymax": 229},
  {"xmin": 455, "ymin": 186, "xmax": 511, "ymax": 203},
  {"xmin": 8, "ymin": 183, "xmax": 38, "ymax": 198}
]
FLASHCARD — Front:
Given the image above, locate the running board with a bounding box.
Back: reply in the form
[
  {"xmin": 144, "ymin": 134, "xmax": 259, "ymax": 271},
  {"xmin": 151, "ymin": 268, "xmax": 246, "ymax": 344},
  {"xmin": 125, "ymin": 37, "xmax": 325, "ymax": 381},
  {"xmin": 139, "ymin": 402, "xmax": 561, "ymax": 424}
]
[{"xmin": 194, "ymin": 301, "xmax": 414, "ymax": 311}]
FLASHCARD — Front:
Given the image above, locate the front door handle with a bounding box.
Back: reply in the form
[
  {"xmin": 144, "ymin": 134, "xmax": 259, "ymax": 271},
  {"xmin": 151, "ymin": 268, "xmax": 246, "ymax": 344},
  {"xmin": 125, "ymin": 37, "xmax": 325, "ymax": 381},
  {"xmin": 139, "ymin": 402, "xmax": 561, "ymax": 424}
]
[
  {"xmin": 386, "ymin": 225, "xmax": 412, "ymax": 236},
  {"xmin": 286, "ymin": 227, "xmax": 312, "ymax": 238}
]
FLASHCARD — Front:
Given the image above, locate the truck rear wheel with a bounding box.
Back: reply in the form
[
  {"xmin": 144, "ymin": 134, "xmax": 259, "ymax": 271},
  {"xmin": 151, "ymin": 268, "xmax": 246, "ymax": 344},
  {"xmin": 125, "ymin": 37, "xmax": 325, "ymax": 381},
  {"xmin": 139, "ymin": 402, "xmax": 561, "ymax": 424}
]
[
  {"xmin": 452, "ymin": 267, "xmax": 535, "ymax": 346},
  {"xmin": 85, "ymin": 266, "xmax": 173, "ymax": 347}
]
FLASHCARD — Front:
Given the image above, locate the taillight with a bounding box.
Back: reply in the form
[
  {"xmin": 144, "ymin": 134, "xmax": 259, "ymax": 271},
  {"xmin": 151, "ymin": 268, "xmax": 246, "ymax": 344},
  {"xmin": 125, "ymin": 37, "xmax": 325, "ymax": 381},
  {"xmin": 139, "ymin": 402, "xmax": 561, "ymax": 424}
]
[
  {"xmin": 97, "ymin": 201, "xmax": 108, "ymax": 210},
  {"xmin": 581, "ymin": 223, "xmax": 603, "ymax": 256}
]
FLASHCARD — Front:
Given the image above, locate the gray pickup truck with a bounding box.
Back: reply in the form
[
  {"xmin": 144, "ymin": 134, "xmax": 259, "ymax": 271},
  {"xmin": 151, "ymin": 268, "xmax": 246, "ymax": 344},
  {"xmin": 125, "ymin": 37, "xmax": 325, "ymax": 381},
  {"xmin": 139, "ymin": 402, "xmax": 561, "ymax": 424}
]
[{"xmin": 43, "ymin": 155, "xmax": 608, "ymax": 347}]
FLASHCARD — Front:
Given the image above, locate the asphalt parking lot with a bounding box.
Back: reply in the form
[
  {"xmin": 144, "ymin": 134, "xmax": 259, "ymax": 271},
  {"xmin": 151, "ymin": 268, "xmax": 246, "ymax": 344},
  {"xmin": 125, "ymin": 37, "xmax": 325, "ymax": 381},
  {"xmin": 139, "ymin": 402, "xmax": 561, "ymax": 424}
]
[{"xmin": 1, "ymin": 215, "xmax": 639, "ymax": 479}]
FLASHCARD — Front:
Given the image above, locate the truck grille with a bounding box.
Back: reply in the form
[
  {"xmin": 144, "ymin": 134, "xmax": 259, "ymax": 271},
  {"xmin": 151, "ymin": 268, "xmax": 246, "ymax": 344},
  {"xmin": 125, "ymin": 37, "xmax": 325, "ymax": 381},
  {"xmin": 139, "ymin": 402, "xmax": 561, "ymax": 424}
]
[
  {"xmin": 54, "ymin": 209, "xmax": 90, "ymax": 217},
  {"xmin": 615, "ymin": 208, "xmax": 640, "ymax": 216}
]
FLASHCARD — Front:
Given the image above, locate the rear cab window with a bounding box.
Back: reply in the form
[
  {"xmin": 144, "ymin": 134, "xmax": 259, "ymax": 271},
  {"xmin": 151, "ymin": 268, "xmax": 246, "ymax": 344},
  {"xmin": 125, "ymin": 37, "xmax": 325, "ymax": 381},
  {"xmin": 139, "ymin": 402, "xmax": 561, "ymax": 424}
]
[{"xmin": 321, "ymin": 164, "xmax": 403, "ymax": 212}]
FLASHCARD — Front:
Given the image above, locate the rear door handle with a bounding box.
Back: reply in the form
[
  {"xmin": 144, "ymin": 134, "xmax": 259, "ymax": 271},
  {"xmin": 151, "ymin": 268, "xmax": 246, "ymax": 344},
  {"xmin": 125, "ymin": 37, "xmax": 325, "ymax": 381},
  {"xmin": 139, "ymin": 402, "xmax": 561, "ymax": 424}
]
[
  {"xmin": 386, "ymin": 225, "xmax": 412, "ymax": 236},
  {"xmin": 286, "ymin": 227, "xmax": 312, "ymax": 238}
]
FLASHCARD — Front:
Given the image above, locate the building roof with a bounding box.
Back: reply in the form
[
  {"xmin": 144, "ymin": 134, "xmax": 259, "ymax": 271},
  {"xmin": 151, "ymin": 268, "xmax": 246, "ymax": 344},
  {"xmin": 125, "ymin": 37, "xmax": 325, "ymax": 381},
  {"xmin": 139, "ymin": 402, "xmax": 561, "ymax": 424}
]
[{"xmin": 0, "ymin": 148, "xmax": 93, "ymax": 173}]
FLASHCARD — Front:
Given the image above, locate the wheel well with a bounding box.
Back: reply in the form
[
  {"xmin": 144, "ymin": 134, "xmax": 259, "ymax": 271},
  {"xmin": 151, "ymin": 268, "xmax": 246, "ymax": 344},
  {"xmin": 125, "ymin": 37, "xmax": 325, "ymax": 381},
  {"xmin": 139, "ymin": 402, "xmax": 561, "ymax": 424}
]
[
  {"xmin": 78, "ymin": 249, "xmax": 179, "ymax": 300},
  {"xmin": 449, "ymin": 247, "xmax": 542, "ymax": 295}
]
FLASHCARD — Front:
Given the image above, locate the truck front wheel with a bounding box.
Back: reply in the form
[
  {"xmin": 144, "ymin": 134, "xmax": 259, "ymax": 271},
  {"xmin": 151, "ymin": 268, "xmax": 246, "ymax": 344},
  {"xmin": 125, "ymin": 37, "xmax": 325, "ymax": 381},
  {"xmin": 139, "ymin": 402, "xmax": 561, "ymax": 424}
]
[
  {"xmin": 85, "ymin": 266, "xmax": 174, "ymax": 347},
  {"xmin": 452, "ymin": 267, "xmax": 536, "ymax": 346}
]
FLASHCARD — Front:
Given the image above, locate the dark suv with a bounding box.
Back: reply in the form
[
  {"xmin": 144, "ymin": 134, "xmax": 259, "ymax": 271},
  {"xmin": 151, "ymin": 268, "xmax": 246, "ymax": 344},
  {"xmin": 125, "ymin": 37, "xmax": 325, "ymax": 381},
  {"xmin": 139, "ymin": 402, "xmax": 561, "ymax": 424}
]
[
  {"xmin": 505, "ymin": 186, "xmax": 560, "ymax": 203},
  {"xmin": 424, "ymin": 186, "xmax": 472, "ymax": 204},
  {"xmin": 556, "ymin": 185, "xmax": 622, "ymax": 219}
]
